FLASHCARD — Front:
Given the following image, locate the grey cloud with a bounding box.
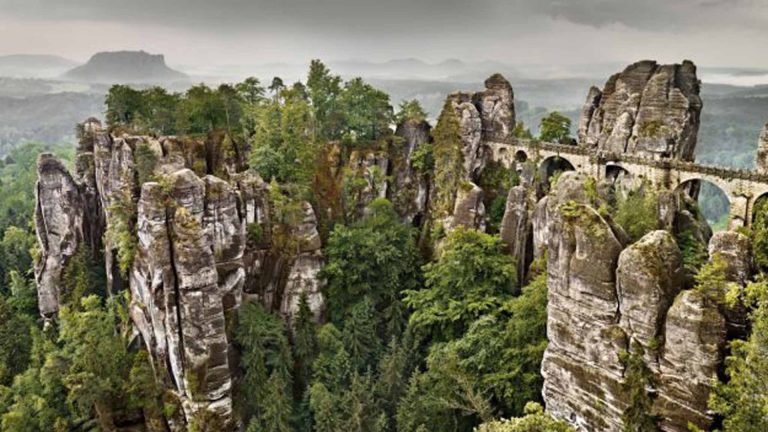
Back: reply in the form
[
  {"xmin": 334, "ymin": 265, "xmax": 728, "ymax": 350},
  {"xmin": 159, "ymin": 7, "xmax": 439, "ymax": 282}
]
[{"xmin": 543, "ymin": 0, "xmax": 768, "ymax": 31}]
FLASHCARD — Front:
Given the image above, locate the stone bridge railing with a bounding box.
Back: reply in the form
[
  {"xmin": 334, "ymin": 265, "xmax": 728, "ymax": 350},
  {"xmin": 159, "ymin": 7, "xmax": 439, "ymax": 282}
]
[
  {"xmin": 489, "ymin": 137, "xmax": 768, "ymax": 227},
  {"xmin": 494, "ymin": 137, "xmax": 768, "ymax": 184}
]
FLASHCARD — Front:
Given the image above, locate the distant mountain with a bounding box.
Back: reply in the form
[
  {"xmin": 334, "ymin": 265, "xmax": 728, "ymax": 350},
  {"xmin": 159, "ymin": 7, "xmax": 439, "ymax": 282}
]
[
  {"xmin": 0, "ymin": 54, "xmax": 78, "ymax": 78},
  {"xmin": 327, "ymin": 58, "xmax": 521, "ymax": 82},
  {"xmin": 62, "ymin": 51, "xmax": 188, "ymax": 84}
]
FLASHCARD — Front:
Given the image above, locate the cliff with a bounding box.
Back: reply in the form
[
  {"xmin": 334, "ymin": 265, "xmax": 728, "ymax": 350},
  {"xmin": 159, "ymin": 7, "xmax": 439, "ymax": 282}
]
[
  {"xmin": 34, "ymin": 119, "xmax": 323, "ymax": 428},
  {"xmin": 578, "ymin": 60, "xmax": 702, "ymax": 161}
]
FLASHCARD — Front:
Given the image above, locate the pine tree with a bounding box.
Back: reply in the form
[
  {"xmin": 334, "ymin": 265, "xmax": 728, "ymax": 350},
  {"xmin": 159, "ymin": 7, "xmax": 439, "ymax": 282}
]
[
  {"xmin": 259, "ymin": 372, "xmax": 293, "ymax": 432},
  {"xmin": 293, "ymin": 293, "xmax": 318, "ymax": 399},
  {"xmin": 431, "ymin": 100, "xmax": 465, "ymax": 217}
]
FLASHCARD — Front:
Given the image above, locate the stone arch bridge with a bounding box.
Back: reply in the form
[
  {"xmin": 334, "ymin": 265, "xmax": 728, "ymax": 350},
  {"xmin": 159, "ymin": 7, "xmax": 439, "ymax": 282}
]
[{"xmin": 487, "ymin": 137, "xmax": 768, "ymax": 228}]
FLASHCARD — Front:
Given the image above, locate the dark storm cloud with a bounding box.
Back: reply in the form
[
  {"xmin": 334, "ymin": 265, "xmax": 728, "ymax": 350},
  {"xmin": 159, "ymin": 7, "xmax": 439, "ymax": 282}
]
[
  {"xmin": 2, "ymin": 0, "xmax": 764, "ymax": 33},
  {"xmin": 1, "ymin": 0, "xmax": 766, "ymax": 68},
  {"xmin": 0, "ymin": 0, "xmax": 503, "ymax": 35}
]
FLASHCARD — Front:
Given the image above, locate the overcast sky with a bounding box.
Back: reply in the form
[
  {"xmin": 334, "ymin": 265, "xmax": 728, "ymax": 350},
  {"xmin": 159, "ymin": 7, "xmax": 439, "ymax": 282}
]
[{"xmin": 1, "ymin": 0, "xmax": 767, "ymax": 70}]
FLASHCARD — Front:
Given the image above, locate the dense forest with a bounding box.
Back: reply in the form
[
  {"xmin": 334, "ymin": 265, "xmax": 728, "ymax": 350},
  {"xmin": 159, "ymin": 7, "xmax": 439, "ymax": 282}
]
[{"xmin": 1, "ymin": 60, "xmax": 767, "ymax": 432}]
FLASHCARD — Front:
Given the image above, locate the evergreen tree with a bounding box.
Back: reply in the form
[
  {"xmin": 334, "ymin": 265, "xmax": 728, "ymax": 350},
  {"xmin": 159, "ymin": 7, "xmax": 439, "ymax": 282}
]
[
  {"xmin": 710, "ymin": 280, "xmax": 768, "ymax": 431},
  {"xmin": 307, "ymin": 59, "xmax": 343, "ymax": 140},
  {"xmin": 293, "ymin": 293, "xmax": 318, "ymax": 399},
  {"xmin": 395, "ymin": 99, "xmax": 428, "ymax": 124},
  {"xmin": 257, "ymin": 372, "xmax": 293, "ymax": 432},
  {"xmin": 405, "ymin": 227, "xmax": 516, "ymax": 341},
  {"xmin": 322, "ymin": 198, "xmax": 421, "ymax": 339},
  {"xmin": 431, "ymin": 100, "xmax": 465, "ymax": 218},
  {"xmin": 235, "ymin": 302, "xmax": 293, "ymax": 425},
  {"xmin": 342, "ymin": 298, "xmax": 382, "ymax": 373}
]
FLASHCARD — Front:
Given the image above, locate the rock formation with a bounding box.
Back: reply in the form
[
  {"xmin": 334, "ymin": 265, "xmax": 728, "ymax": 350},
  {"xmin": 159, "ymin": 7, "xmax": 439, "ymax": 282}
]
[
  {"xmin": 578, "ymin": 60, "xmax": 702, "ymax": 161},
  {"xmin": 539, "ymin": 173, "xmax": 732, "ymax": 432},
  {"xmin": 34, "ymin": 119, "xmax": 326, "ymax": 429},
  {"xmin": 444, "ymin": 73, "xmax": 516, "ymax": 182},
  {"xmin": 34, "ymin": 154, "xmax": 87, "ymax": 317},
  {"xmin": 499, "ymin": 185, "xmax": 533, "ymax": 284},
  {"xmin": 391, "ymin": 119, "xmax": 432, "ymax": 223}
]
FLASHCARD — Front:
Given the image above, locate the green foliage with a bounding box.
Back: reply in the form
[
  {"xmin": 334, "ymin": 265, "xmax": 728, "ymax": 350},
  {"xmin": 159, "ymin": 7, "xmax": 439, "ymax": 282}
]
[
  {"xmin": 405, "ymin": 227, "xmax": 516, "ymax": 341},
  {"xmin": 538, "ymin": 112, "xmax": 572, "ymax": 144},
  {"xmin": 246, "ymin": 222, "xmax": 263, "ymax": 244},
  {"xmin": 613, "ymin": 187, "xmax": 658, "ymax": 243},
  {"xmin": 105, "ymin": 185, "xmax": 137, "ymax": 276},
  {"xmin": 342, "ymin": 298, "xmax": 383, "ymax": 373},
  {"xmin": 60, "ymin": 245, "xmax": 104, "ymax": 308},
  {"xmin": 411, "ymin": 142, "xmax": 434, "ymax": 175},
  {"xmin": 254, "ymin": 372, "xmax": 293, "ymax": 432},
  {"xmin": 0, "ymin": 226, "xmax": 34, "ymax": 286},
  {"xmin": 619, "ymin": 347, "xmax": 660, "ymax": 432},
  {"xmin": 249, "ymin": 87, "xmax": 317, "ymax": 189},
  {"xmin": 235, "ymin": 302, "xmax": 293, "ymax": 426},
  {"xmin": 339, "ymin": 77, "xmax": 393, "ymax": 144},
  {"xmin": 0, "ymin": 295, "xmax": 33, "ymax": 385},
  {"xmin": 322, "ymin": 198, "xmax": 421, "ymax": 339},
  {"xmin": 475, "ymin": 403, "xmax": 576, "ymax": 432},
  {"xmin": 292, "ymin": 293, "xmax": 318, "ymax": 399},
  {"xmin": 396, "ymin": 100, "xmax": 428, "ymax": 124},
  {"xmin": 752, "ymin": 198, "xmax": 768, "ymax": 273},
  {"xmin": 55, "ymin": 295, "xmax": 134, "ymax": 430},
  {"xmin": 307, "ymin": 59, "xmax": 344, "ymax": 140},
  {"xmin": 398, "ymin": 270, "xmax": 548, "ymax": 428},
  {"xmin": 676, "ymin": 229, "xmax": 709, "ymax": 275},
  {"xmin": 488, "ymin": 195, "xmax": 508, "ymax": 232},
  {"xmin": 512, "ymin": 122, "xmax": 534, "ymax": 140},
  {"xmin": 693, "ymin": 253, "xmax": 737, "ymax": 306},
  {"xmin": 431, "ymin": 101, "xmax": 465, "ymax": 217},
  {"xmin": 0, "ymin": 328, "xmax": 72, "ymax": 432},
  {"xmin": 105, "ymin": 84, "xmax": 144, "ymax": 127},
  {"xmin": 134, "ymin": 141, "xmax": 158, "ymax": 185},
  {"xmin": 710, "ymin": 280, "xmax": 768, "ymax": 431}
]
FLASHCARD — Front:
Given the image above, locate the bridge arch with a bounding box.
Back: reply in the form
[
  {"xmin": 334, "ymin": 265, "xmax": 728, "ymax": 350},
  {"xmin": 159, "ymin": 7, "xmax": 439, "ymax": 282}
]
[
  {"xmin": 540, "ymin": 155, "xmax": 575, "ymax": 191},
  {"xmin": 675, "ymin": 178, "xmax": 731, "ymax": 231},
  {"xmin": 514, "ymin": 149, "xmax": 528, "ymax": 163}
]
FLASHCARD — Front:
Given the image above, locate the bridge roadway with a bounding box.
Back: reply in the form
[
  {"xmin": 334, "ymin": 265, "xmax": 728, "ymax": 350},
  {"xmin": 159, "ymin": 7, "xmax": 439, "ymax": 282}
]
[{"xmin": 487, "ymin": 136, "xmax": 768, "ymax": 228}]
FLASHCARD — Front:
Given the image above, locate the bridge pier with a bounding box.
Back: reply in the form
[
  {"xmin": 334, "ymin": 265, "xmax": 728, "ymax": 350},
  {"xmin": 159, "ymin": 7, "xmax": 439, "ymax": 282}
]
[{"xmin": 728, "ymin": 195, "xmax": 749, "ymax": 230}]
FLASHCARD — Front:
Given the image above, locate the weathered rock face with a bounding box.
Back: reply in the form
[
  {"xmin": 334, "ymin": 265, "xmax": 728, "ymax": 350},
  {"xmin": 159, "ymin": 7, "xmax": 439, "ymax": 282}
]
[
  {"xmin": 756, "ymin": 123, "xmax": 768, "ymax": 173},
  {"xmin": 34, "ymin": 154, "xmax": 86, "ymax": 317},
  {"xmin": 281, "ymin": 202, "xmax": 325, "ymax": 327},
  {"xmin": 448, "ymin": 181, "xmax": 486, "ymax": 231},
  {"xmin": 499, "ymin": 185, "xmax": 533, "ymax": 284},
  {"xmin": 578, "ymin": 60, "xmax": 702, "ymax": 161},
  {"xmin": 540, "ymin": 172, "xmax": 628, "ymax": 431},
  {"xmin": 347, "ymin": 149, "xmax": 390, "ymax": 217},
  {"xmin": 657, "ymin": 290, "xmax": 726, "ymax": 431},
  {"xmin": 391, "ymin": 119, "xmax": 431, "ymax": 223},
  {"xmin": 616, "ymin": 230, "xmax": 683, "ymax": 363},
  {"xmin": 34, "ymin": 118, "xmax": 326, "ymax": 430},
  {"xmin": 475, "ymin": 73, "xmax": 516, "ymax": 141},
  {"xmin": 444, "ymin": 74, "xmax": 517, "ymax": 182},
  {"xmin": 708, "ymin": 231, "xmax": 751, "ymax": 338},
  {"xmin": 540, "ymin": 172, "xmax": 731, "ymax": 432}
]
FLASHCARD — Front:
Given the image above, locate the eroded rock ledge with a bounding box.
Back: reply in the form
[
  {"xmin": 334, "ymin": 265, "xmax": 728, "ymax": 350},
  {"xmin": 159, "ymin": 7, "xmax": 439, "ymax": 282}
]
[{"xmin": 34, "ymin": 119, "xmax": 326, "ymax": 428}]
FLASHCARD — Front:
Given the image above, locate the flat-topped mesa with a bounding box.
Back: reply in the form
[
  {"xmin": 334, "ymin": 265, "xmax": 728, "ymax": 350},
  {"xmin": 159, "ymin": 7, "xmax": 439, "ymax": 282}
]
[{"xmin": 578, "ymin": 60, "xmax": 702, "ymax": 161}]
